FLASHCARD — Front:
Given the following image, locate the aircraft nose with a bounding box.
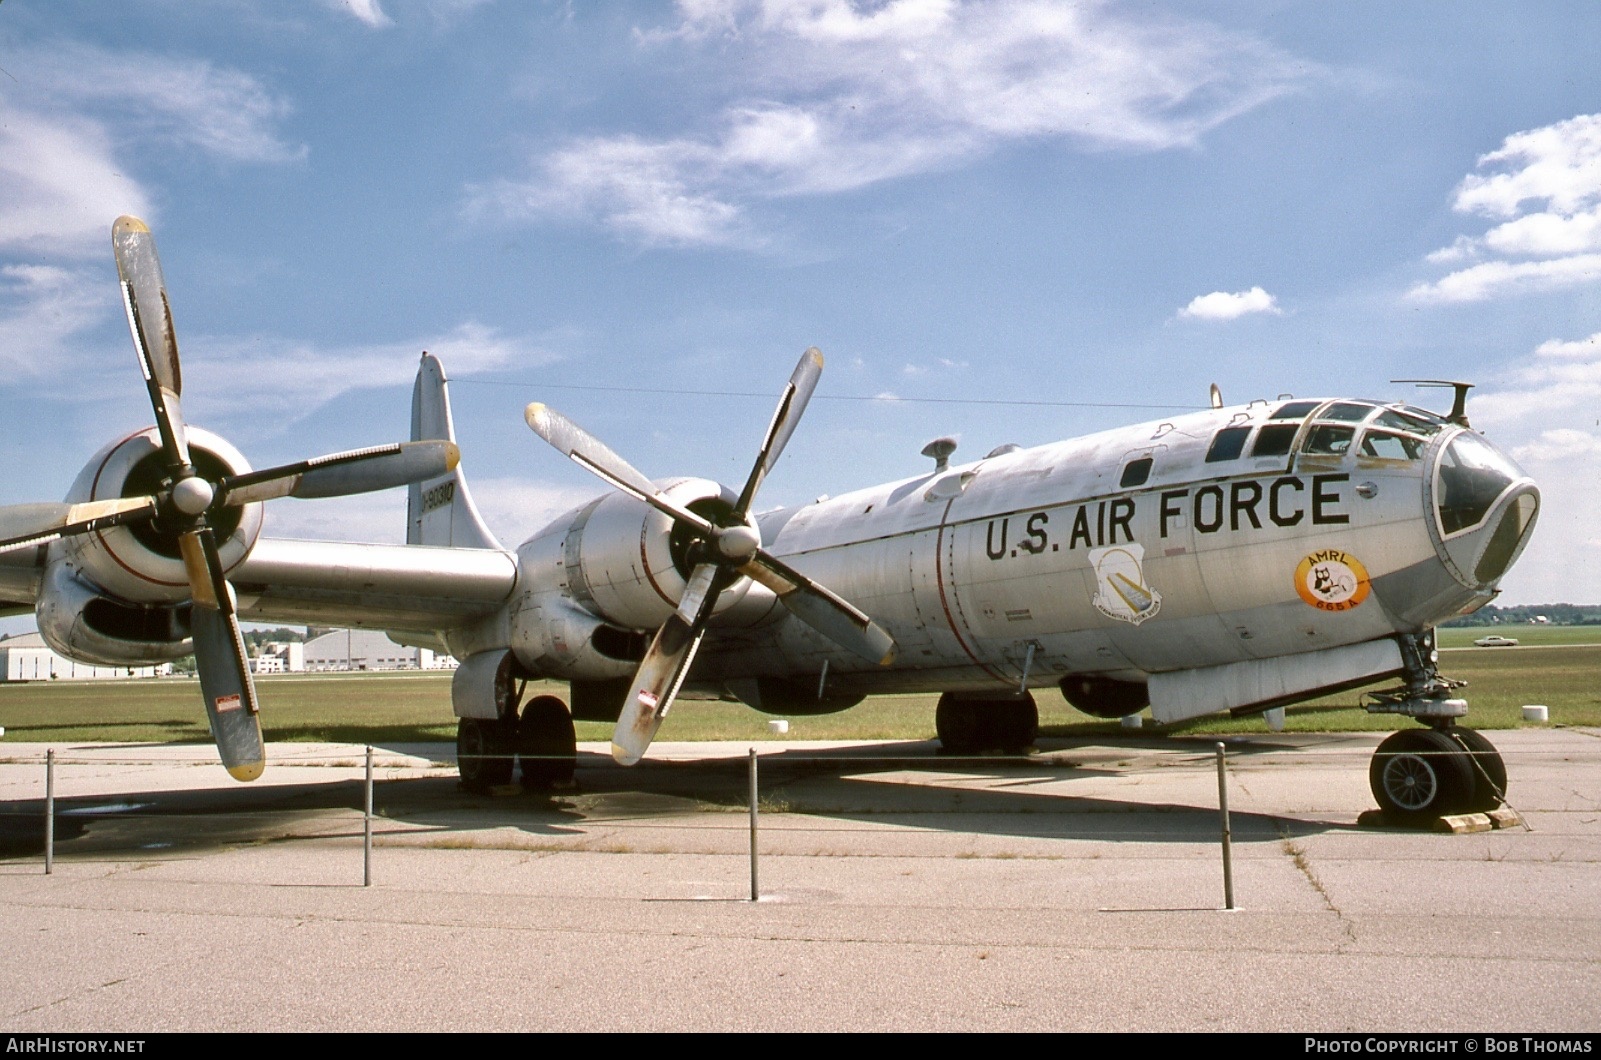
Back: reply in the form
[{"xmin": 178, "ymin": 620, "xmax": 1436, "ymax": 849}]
[{"xmin": 1430, "ymin": 430, "xmax": 1540, "ymax": 589}]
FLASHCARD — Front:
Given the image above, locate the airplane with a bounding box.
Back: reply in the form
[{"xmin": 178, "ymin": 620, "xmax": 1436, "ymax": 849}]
[{"xmin": 0, "ymin": 217, "xmax": 1542, "ymax": 825}]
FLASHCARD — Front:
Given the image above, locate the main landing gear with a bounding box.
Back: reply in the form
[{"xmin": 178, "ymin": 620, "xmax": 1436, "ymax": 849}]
[
  {"xmin": 457, "ymin": 693, "xmax": 577, "ymax": 794},
  {"xmin": 1364, "ymin": 631, "xmax": 1507, "ymax": 824},
  {"xmin": 935, "ymin": 691, "xmax": 1039, "ymax": 755}
]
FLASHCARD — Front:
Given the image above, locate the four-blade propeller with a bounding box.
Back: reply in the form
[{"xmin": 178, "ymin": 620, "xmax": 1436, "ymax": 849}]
[
  {"xmin": 526, "ymin": 347, "xmax": 896, "ymax": 765},
  {"xmin": 0, "ymin": 217, "xmax": 459, "ymax": 780}
]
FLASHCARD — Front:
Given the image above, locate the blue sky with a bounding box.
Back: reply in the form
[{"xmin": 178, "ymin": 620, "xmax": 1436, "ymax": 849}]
[{"xmin": 2, "ymin": 0, "xmax": 1599, "ymax": 609}]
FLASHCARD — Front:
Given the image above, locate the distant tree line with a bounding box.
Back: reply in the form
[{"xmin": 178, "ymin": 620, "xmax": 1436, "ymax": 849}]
[{"xmin": 1442, "ymin": 603, "xmax": 1601, "ymax": 627}]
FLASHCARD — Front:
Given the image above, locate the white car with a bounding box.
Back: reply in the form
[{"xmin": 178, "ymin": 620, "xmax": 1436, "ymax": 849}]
[{"xmin": 1474, "ymin": 634, "xmax": 1520, "ymax": 647}]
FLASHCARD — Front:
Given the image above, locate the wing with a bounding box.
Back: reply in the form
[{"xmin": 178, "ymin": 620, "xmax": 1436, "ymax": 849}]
[{"xmin": 230, "ymin": 537, "xmax": 517, "ymax": 635}]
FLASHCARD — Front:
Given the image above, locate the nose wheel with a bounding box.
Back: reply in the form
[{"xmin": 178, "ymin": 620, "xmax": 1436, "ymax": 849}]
[{"xmin": 1369, "ymin": 725, "xmax": 1507, "ymax": 824}]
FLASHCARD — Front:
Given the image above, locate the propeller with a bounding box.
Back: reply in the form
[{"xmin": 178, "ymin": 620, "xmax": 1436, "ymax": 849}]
[
  {"xmin": 526, "ymin": 347, "xmax": 896, "ymax": 765},
  {"xmin": 0, "ymin": 216, "xmax": 460, "ymax": 780}
]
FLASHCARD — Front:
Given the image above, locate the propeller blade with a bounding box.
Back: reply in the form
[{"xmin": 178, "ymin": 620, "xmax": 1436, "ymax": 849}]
[
  {"xmin": 0, "ymin": 498, "xmax": 158, "ymax": 555},
  {"xmin": 524, "ymin": 402, "xmax": 718, "ymax": 536},
  {"xmin": 191, "ymin": 603, "xmax": 265, "ymax": 782},
  {"xmin": 218, "ymin": 440, "xmax": 460, "ymax": 506},
  {"xmin": 611, "ymin": 562, "xmax": 720, "ymax": 766},
  {"xmin": 733, "ymin": 347, "xmax": 823, "ymax": 518},
  {"xmin": 740, "ymin": 550, "xmax": 896, "ymax": 666},
  {"xmin": 113, "ymin": 216, "xmax": 191, "ymax": 469},
  {"xmin": 177, "ymin": 525, "xmax": 264, "ymax": 780}
]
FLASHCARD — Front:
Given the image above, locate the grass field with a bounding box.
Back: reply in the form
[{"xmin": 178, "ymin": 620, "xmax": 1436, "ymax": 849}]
[{"xmin": 1, "ymin": 630, "xmax": 1596, "ymax": 745}]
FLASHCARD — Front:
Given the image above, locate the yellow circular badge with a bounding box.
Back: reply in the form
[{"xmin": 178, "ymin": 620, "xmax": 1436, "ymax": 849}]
[{"xmin": 1294, "ymin": 549, "xmax": 1371, "ymax": 612}]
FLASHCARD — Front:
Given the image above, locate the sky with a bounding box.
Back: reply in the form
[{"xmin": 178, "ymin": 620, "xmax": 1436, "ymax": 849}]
[{"xmin": 2, "ymin": 0, "xmax": 1600, "ymax": 612}]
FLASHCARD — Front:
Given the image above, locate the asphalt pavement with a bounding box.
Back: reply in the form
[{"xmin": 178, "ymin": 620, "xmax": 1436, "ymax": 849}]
[{"xmin": 1, "ymin": 728, "xmax": 1598, "ymax": 1032}]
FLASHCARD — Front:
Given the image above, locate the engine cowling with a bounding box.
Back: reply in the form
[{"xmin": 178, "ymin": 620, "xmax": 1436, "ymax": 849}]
[
  {"xmin": 553, "ymin": 477, "xmax": 751, "ymax": 631},
  {"xmin": 34, "ymin": 426, "xmax": 264, "ymax": 665},
  {"xmin": 54, "ymin": 426, "xmax": 263, "ymax": 605},
  {"xmin": 508, "ymin": 477, "xmax": 755, "ymax": 681}
]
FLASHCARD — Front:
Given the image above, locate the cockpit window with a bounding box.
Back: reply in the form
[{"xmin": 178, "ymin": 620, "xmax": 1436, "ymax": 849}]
[
  {"xmin": 1322, "ymin": 402, "xmax": 1376, "ymax": 423},
  {"xmin": 1401, "ymin": 405, "xmax": 1449, "ymax": 425},
  {"xmin": 1437, "ymin": 433, "xmax": 1525, "ymax": 535},
  {"xmin": 1360, "ymin": 430, "xmax": 1424, "ymax": 461},
  {"xmin": 1270, "ymin": 400, "xmax": 1320, "ymax": 420},
  {"xmin": 1303, "ymin": 424, "xmax": 1355, "ymax": 456},
  {"xmin": 1205, "ymin": 426, "xmax": 1252, "ymax": 463},
  {"xmin": 1373, "ymin": 408, "xmax": 1443, "ymax": 436},
  {"xmin": 1251, "ymin": 423, "xmax": 1299, "ymax": 457}
]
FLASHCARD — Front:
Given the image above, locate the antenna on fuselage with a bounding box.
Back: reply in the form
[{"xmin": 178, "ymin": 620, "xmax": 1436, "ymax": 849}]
[
  {"xmin": 921, "ymin": 436, "xmax": 958, "ymax": 473},
  {"xmin": 1209, "ymin": 383, "xmax": 1223, "ymax": 409},
  {"xmin": 1393, "ymin": 379, "xmax": 1474, "ymax": 428}
]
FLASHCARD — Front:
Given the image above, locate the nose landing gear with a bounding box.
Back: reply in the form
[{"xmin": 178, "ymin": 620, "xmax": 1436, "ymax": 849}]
[{"xmin": 1365, "ymin": 631, "xmax": 1507, "ymax": 823}]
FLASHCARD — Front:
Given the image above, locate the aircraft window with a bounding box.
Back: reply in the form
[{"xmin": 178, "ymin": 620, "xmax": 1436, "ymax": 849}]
[
  {"xmin": 1120, "ymin": 457, "xmax": 1153, "ymax": 488},
  {"xmin": 1270, "ymin": 400, "xmax": 1320, "ymax": 419},
  {"xmin": 1302, "ymin": 424, "xmax": 1355, "ymax": 456},
  {"xmin": 1322, "ymin": 402, "xmax": 1376, "ymax": 422},
  {"xmin": 1251, "ymin": 423, "xmax": 1299, "ymax": 457},
  {"xmin": 1373, "ymin": 409, "xmax": 1443, "ymax": 436},
  {"xmin": 1437, "ymin": 433, "xmax": 1524, "ymax": 535},
  {"xmin": 1205, "ymin": 426, "xmax": 1252, "ymax": 463},
  {"xmin": 1401, "ymin": 405, "xmax": 1449, "ymax": 425},
  {"xmin": 1359, "ymin": 430, "xmax": 1424, "ymax": 460}
]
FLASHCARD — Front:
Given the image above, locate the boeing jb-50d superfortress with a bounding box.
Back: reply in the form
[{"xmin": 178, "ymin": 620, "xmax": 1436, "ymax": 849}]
[{"xmin": 0, "ymin": 219, "xmax": 1542, "ymax": 823}]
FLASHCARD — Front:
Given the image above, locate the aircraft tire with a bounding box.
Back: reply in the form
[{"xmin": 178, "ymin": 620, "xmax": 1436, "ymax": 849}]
[
  {"xmin": 1369, "ymin": 728, "xmax": 1474, "ymax": 825},
  {"xmin": 518, "ymin": 695, "xmax": 577, "ymax": 791},
  {"xmin": 935, "ymin": 694, "xmax": 983, "ymax": 755},
  {"xmin": 997, "ymin": 696, "xmax": 1039, "ymax": 753},
  {"xmin": 458, "ymin": 717, "xmax": 515, "ymax": 793},
  {"xmin": 1445, "ymin": 727, "xmax": 1507, "ymax": 813}
]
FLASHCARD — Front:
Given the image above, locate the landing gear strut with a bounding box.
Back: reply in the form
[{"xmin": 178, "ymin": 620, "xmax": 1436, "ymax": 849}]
[
  {"xmin": 935, "ymin": 692, "xmax": 1038, "ymax": 755},
  {"xmin": 1365, "ymin": 631, "xmax": 1507, "ymax": 822}
]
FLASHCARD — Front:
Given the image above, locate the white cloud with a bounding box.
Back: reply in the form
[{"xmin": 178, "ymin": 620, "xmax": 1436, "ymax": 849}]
[
  {"xmin": 1408, "ymin": 254, "xmax": 1601, "ymax": 304},
  {"xmin": 1412, "ymin": 113, "xmax": 1601, "ymax": 303},
  {"xmin": 256, "ymin": 476, "xmax": 594, "ymax": 547},
  {"xmin": 1472, "ymin": 328, "xmax": 1601, "ymax": 427},
  {"xmin": 1462, "ymin": 331, "xmax": 1601, "ymax": 604},
  {"xmin": 20, "ymin": 43, "xmax": 305, "ymax": 166},
  {"xmin": 0, "ymin": 264, "xmax": 113, "ymax": 376},
  {"xmin": 329, "ymin": 0, "xmax": 395, "ymax": 28},
  {"xmin": 1177, "ymin": 285, "xmax": 1280, "ymax": 321},
  {"xmin": 0, "ymin": 45, "xmax": 302, "ymax": 260},
  {"xmin": 182, "ymin": 321, "xmax": 556, "ymax": 426},
  {"xmin": 480, "ymin": 0, "xmax": 1307, "ymax": 246},
  {"xmin": 0, "ymin": 106, "xmax": 152, "ymax": 256}
]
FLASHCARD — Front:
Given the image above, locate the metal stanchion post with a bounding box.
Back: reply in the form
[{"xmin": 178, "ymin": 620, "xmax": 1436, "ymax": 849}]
[
  {"xmin": 45, "ymin": 748, "xmax": 55, "ymax": 876},
  {"xmin": 748, "ymin": 747, "xmax": 759, "ymax": 902},
  {"xmin": 364, "ymin": 745, "xmax": 374, "ymax": 888},
  {"xmin": 1216, "ymin": 741, "xmax": 1234, "ymax": 910}
]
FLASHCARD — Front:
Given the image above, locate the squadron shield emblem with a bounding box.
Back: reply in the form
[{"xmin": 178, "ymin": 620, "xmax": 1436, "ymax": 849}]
[
  {"xmin": 1089, "ymin": 544, "xmax": 1162, "ymax": 625},
  {"xmin": 1294, "ymin": 549, "xmax": 1371, "ymax": 612}
]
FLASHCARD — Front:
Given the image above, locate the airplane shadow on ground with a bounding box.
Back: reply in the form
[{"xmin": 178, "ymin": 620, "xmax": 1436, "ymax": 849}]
[{"xmin": 0, "ymin": 734, "xmax": 1364, "ymax": 864}]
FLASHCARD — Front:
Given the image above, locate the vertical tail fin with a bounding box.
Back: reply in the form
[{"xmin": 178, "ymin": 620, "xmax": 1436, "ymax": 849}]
[{"xmin": 408, "ymin": 352, "xmax": 504, "ymax": 550}]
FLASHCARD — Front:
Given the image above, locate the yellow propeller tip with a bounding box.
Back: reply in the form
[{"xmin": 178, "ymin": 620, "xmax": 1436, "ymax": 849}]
[
  {"xmin": 444, "ymin": 441, "xmax": 461, "ymax": 471},
  {"xmin": 112, "ymin": 216, "xmax": 151, "ymax": 235},
  {"xmin": 524, "ymin": 403, "xmax": 547, "ymax": 429},
  {"xmin": 227, "ymin": 761, "xmax": 265, "ymax": 782},
  {"xmin": 610, "ymin": 742, "xmax": 642, "ymax": 767}
]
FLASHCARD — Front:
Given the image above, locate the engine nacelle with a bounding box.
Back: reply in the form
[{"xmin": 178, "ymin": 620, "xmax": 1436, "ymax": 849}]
[
  {"xmin": 536, "ymin": 477, "xmax": 752, "ymax": 631},
  {"xmin": 55, "ymin": 427, "xmax": 264, "ymax": 605},
  {"xmin": 35, "ymin": 560, "xmax": 194, "ymax": 665}
]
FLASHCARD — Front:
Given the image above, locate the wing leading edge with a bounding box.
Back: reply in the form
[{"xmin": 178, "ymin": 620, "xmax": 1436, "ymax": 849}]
[{"xmin": 231, "ymin": 537, "xmax": 517, "ymax": 634}]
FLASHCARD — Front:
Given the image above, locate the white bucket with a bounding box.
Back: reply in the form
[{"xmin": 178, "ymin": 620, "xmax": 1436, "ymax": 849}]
[{"xmin": 1522, "ymin": 705, "xmax": 1549, "ymax": 723}]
